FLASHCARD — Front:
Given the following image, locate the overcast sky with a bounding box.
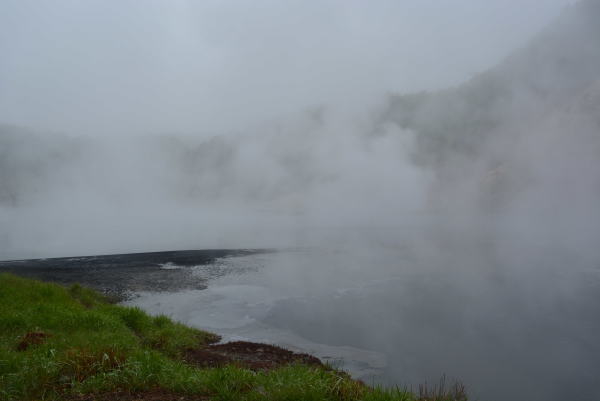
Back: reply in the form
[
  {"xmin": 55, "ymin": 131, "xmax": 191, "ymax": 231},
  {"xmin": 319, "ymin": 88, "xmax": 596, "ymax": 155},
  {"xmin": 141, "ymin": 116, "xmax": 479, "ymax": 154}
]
[{"xmin": 0, "ymin": 0, "xmax": 573, "ymax": 137}]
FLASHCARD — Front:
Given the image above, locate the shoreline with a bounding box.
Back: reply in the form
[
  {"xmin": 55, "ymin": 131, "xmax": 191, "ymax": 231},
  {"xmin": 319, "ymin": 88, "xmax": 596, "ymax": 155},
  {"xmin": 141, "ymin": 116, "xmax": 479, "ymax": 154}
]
[
  {"xmin": 0, "ymin": 249, "xmax": 268, "ymax": 300},
  {"xmin": 0, "ymin": 272, "xmax": 467, "ymax": 400}
]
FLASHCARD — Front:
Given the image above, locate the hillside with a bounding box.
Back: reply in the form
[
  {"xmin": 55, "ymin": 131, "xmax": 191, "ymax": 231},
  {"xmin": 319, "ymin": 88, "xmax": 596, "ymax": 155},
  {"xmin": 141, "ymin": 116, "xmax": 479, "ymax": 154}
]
[{"xmin": 378, "ymin": 0, "xmax": 600, "ymax": 210}]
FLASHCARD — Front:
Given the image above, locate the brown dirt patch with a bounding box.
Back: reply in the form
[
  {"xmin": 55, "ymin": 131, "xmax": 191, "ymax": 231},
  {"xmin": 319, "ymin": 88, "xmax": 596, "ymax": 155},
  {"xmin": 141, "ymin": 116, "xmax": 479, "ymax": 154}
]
[
  {"xmin": 16, "ymin": 331, "xmax": 52, "ymax": 351},
  {"xmin": 184, "ymin": 341, "xmax": 323, "ymax": 371},
  {"xmin": 67, "ymin": 389, "xmax": 209, "ymax": 401}
]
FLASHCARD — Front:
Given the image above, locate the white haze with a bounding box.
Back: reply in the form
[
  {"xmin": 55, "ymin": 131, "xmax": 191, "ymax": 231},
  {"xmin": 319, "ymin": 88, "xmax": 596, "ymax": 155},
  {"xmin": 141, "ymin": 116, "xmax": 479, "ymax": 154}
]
[
  {"xmin": 0, "ymin": 0, "xmax": 578, "ymax": 257},
  {"xmin": 0, "ymin": 113, "xmax": 434, "ymax": 257},
  {"xmin": 1, "ymin": 0, "xmax": 571, "ymax": 136},
  {"xmin": 1, "ymin": 1, "xmax": 600, "ymax": 400}
]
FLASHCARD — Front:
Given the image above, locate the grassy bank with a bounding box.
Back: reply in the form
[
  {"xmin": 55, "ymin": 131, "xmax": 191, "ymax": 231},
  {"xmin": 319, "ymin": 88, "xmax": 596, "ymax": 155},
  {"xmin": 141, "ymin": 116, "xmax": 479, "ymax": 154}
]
[{"xmin": 0, "ymin": 273, "xmax": 466, "ymax": 401}]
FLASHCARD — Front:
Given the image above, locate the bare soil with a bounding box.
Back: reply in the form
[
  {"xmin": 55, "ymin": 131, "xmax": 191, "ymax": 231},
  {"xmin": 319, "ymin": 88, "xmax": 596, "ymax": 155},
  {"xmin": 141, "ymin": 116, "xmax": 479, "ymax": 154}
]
[
  {"xmin": 16, "ymin": 331, "xmax": 52, "ymax": 351},
  {"xmin": 184, "ymin": 340, "xmax": 323, "ymax": 370},
  {"xmin": 66, "ymin": 341, "xmax": 324, "ymax": 400}
]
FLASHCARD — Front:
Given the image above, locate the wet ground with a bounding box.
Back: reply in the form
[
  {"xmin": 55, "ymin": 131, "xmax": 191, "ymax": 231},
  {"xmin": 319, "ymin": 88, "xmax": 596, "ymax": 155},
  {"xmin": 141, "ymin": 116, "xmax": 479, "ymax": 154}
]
[
  {"xmin": 0, "ymin": 249, "xmax": 267, "ymax": 299},
  {"xmin": 184, "ymin": 340, "xmax": 323, "ymax": 371}
]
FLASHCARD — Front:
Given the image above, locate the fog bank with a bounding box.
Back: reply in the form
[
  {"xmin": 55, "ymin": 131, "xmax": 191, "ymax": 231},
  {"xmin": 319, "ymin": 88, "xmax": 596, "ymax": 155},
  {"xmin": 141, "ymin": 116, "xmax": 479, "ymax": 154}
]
[
  {"xmin": 1, "ymin": 2, "xmax": 599, "ymax": 400},
  {"xmin": 2, "ymin": 1, "xmax": 599, "ymax": 260}
]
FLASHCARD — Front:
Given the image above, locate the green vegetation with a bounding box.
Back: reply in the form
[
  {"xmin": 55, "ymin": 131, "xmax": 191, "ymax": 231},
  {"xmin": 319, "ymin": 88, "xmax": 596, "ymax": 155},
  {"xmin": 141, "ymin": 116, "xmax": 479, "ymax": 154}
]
[{"xmin": 0, "ymin": 273, "xmax": 466, "ymax": 401}]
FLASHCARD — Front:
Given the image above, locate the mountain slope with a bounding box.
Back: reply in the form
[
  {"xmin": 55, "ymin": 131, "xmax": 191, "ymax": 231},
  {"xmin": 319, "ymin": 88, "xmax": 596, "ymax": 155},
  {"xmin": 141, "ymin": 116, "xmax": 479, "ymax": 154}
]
[{"xmin": 378, "ymin": 0, "xmax": 600, "ymax": 211}]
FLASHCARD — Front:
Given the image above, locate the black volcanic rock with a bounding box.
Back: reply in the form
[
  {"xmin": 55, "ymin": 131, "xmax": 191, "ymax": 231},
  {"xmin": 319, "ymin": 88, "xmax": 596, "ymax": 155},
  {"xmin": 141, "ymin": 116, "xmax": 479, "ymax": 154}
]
[{"xmin": 0, "ymin": 249, "xmax": 267, "ymax": 300}]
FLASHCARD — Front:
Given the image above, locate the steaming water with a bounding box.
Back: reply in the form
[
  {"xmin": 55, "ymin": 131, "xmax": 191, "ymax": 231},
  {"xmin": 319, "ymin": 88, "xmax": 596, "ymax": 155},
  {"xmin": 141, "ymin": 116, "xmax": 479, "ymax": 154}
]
[{"xmin": 127, "ymin": 226, "xmax": 600, "ymax": 401}]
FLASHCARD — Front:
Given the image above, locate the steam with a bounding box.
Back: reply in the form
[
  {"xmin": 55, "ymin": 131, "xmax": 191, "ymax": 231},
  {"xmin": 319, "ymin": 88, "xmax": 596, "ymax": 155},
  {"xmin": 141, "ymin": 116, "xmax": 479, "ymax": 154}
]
[
  {"xmin": 1, "ymin": 1, "xmax": 599, "ymax": 400},
  {"xmin": 1, "ymin": 1, "xmax": 599, "ymax": 262},
  {"xmin": 3, "ymin": 1, "xmax": 599, "ymax": 257},
  {"xmin": 0, "ymin": 106, "xmax": 431, "ymax": 257}
]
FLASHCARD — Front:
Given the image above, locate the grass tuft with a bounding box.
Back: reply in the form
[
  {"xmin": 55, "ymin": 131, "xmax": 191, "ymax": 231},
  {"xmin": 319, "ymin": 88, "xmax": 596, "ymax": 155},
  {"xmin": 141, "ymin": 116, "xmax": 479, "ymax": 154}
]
[{"xmin": 417, "ymin": 375, "xmax": 468, "ymax": 401}]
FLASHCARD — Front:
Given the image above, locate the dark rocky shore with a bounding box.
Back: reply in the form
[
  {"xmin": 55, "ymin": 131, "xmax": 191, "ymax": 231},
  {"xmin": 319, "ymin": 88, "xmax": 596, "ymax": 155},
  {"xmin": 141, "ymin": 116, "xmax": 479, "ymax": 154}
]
[{"xmin": 0, "ymin": 249, "xmax": 268, "ymax": 300}]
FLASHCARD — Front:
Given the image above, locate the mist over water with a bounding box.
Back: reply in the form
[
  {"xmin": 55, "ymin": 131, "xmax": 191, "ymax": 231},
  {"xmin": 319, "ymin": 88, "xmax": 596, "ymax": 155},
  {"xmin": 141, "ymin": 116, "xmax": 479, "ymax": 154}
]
[
  {"xmin": 129, "ymin": 225, "xmax": 600, "ymax": 401},
  {"xmin": 0, "ymin": 114, "xmax": 431, "ymax": 258},
  {"xmin": 2, "ymin": 1, "xmax": 600, "ymax": 400}
]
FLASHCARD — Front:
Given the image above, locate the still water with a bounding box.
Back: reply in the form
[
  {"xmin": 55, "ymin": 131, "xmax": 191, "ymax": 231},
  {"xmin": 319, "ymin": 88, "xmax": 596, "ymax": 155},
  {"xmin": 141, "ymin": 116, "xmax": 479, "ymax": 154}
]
[{"xmin": 128, "ymin": 226, "xmax": 600, "ymax": 401}]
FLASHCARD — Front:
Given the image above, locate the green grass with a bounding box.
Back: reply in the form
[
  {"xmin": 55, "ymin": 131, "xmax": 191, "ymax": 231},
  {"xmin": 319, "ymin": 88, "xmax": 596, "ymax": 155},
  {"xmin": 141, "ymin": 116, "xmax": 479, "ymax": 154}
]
[{"xmin": 0, "ymin": 273, "xmax": 465, "ymax": 401}]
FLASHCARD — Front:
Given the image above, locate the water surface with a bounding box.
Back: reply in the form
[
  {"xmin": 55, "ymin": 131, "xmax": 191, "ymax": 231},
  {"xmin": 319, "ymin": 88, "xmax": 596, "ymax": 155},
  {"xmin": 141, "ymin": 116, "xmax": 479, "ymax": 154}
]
[{"xmin": 127, "ymin": 229, "xmax": 600, "ymax": 401}]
